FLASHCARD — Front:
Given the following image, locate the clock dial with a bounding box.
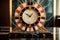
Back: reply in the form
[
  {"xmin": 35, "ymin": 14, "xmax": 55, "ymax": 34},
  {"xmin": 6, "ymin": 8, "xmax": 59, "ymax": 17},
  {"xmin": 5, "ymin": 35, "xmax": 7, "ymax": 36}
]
[{"xmin": 22, "ymin": 9, "xmax": 38, "ymax": 24}]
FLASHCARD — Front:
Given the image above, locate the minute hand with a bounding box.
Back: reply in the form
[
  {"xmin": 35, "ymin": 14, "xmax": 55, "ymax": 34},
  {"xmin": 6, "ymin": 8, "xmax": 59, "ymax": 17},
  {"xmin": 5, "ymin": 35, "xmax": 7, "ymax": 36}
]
[
  {"xmin": 30, "ymin": 13, "xmax": 33, "ymax": 16},
  {"xmin": 29, "ymin": 13, "xmax": 33, "ymax": 17}
]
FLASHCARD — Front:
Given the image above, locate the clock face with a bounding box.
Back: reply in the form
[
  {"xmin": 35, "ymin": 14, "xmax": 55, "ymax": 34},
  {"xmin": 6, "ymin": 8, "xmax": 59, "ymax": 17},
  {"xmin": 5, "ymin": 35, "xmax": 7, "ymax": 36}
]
[{"xmin": 22, "ymin": 9, "xmax": 38, "ymax": 24}]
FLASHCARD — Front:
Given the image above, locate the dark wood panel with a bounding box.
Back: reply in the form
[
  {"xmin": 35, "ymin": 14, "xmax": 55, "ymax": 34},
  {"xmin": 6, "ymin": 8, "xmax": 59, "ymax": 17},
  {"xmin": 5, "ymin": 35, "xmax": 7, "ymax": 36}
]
[{"xmin": 0, "ymin": 0, "xmax": 10, "ymax": 26}]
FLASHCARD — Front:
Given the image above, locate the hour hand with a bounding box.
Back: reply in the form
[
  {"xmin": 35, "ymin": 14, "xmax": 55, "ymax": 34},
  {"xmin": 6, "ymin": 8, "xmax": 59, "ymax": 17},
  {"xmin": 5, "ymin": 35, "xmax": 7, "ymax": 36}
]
[
  {"xmin": 26, "ymin": 14, "xmax": 29, "ymax": 16},
  {"xmin": 26, "ymin": 14, "xmax": 31, "ymax": 17}
]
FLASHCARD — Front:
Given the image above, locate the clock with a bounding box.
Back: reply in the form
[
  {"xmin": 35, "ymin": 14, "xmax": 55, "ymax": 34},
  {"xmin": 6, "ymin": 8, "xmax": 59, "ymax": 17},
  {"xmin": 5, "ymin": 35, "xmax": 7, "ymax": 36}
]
[{"xmin": 14, "ymin": 2, "xmax": 48, "ymax": 33}]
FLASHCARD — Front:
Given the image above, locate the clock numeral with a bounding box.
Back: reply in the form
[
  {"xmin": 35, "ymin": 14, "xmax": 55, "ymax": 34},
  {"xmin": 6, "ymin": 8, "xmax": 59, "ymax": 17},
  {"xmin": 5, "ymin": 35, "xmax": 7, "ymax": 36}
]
[
  {"xmin": 34, "ymin": 8, "xmax": 39, "ymax": 13},
  {"xmin": 35, "ymin": 21, "xmax": 38, "ymax": 25},
  {"xmin": 15, "ymin": 17, "xmax": 19, "ymax": 19},
  {"xmin": 38, "ymin": 12, "xmax": 40, "ymax": 16},
  {"xmin": 38, "ymin": 17, "xmax": 40, "ymax": 20},
  {"xmin": 31, "ymin": 24, "xmax": 34, "ymax": 26},
  {"xmin": 42, "ymin": 17, "xmax": 45, "ymax": 19},
  {"xmin": 27, "ymin": 2, "xmax": 33, "ymax": 5},
  {"xmin": 33, "ymin": 26, "xmax": 35, "ymax": 31},
  {"xmin": 25, "ymin": 27, "xmax": 27, "ymax": 31}
]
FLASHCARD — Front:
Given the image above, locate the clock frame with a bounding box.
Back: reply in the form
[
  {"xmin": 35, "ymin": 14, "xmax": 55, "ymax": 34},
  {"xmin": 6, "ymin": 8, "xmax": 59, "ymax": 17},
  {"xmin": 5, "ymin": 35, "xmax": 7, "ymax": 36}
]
[{"xmin": 14, "ymin": 2, "xmax": 48, "ymax": 33}]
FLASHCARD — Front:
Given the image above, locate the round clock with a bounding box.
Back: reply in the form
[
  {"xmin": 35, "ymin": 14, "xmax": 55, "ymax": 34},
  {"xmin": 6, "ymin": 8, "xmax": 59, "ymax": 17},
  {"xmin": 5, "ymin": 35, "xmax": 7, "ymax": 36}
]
[{"xmin": 14, "ymin": 2, "xmax": 48, "ymax": 33}]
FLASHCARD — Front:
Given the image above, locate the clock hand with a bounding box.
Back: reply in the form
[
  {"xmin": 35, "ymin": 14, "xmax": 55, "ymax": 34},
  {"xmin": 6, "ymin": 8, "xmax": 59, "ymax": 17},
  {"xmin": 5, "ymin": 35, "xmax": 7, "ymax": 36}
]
[
  {"xmin": 28, "ymin": 13, "xmax": 33, "ymax": 17},
  {"xmin": 26, "ymin": 14, "xmax": 29, "ymax": 16},
  {"xmin": 26, "ymin": 13, "xmax": 33, "ymax": 17},
  {"xmin": 26, "ymin": 14, "xmax": 31, "ymax": 17},
  {"xmin": 30, "ymin": 13, "xmax": 33, "ymax": 16}
]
